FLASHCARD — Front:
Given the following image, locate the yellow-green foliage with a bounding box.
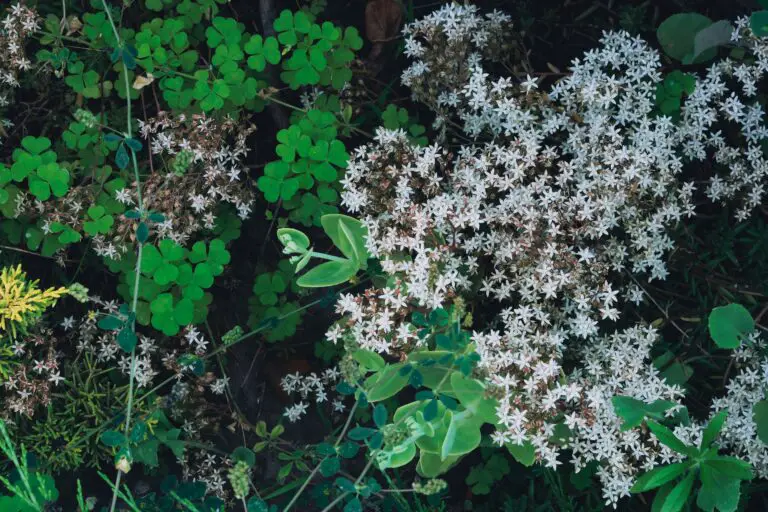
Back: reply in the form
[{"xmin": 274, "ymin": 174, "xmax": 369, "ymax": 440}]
[{"xmin": 0, "ymin": 264, "xmax": 68, "ymax": 339}]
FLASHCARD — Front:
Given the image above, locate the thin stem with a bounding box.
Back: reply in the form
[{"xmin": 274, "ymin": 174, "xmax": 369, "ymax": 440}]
[
  {"xmin": 320, "ymin": 491, "xmax": 350, "ymax": 512},
  {"xmin": 101, "ymin": 2, "xmax": 145, "ymax": 512}
]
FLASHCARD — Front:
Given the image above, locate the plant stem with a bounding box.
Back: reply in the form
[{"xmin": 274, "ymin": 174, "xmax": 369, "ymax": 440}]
[
  {"xmin": 320, "ymin": 491, "xmax": 350, "ymax": 512},
  {"xmin": 101, "ymin": 2, "xmax": 145, "ymax": 512}
]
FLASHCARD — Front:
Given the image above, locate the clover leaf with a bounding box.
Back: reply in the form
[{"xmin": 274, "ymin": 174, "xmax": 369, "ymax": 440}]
[
  {"xmin": 11, "ymin": 136, "xmax": 56, "ymax": 181},
  {"xmin": 83, "ymin": 205, "xmax": 114, "ymax": 235},
  {"xmin": 193, "ymin": 78, "xmax": 230, "ymax": 111},
  {"xmin": 28, "ymin": 163, "xmax": 70, "ymax": 201},
  {"xmin": 258, "ymin": 161, "xmax": 301, "ymax": 202},
  {"xmin": 273, "ymin": 10, "xmax": 312, "ymax": 46},
  {"xmin": 205, "ymin": 17, "xmax": 242, "ymax": 48},
  {"xmin": 244, "ymin": 35, "xmax": 281, "ymax": 71}
]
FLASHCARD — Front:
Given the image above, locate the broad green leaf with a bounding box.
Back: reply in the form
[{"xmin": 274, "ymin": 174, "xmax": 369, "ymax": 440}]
[
  {"xmin": 320, "ymin": 214, "xmax": 368, "ymax": 265},
  {"xmin": 697, "ymin": 464, "xmax": 742, "ymax": 512},
  {"xmin": 506, "ymin": 440, "xmax": 536, "ymax": 466},
  {"xmin": 708, "ymin": 304, "xmax": 754, "ymax": 349},
  {"xmin": 660, "ymin": 471, "xmax": 695, "ymax": 512},
  {"xmin": 753, "ymin": 399, "xmax": 768, "ymax": 445},
  {"xmin": 441, "ymin": 410, "xmax": 482, "ymax": 460},
  {"xmin": 352, "ymin": 349, "xmax": 385, "ymax": 371},
  {"xmin": 647, "ymin": 420, "xmax": 695, "ymax": 456},
  {"xmin": 416, "ymin": 451, "xmax": 460, "ymax": 478},
  {"xmin": 705, "ymin": 457, "xmax": 753, "ymax": 480},
  {"xmin": 631, "ymin": 462, "xmax": 692, "ymax": 492},
  {"xmin": 296, "ymin": 259, "xmax": 358, "ymax": 287},
  {"xmin": 450, "ymin": 372, "xmax": 498, "ymax": 424},
  {"xmin": 231, "ymin": 446, "xmax": 256, "ymax": 467},
  {"xmin": 366, "ymin": 363, "xmax": 408, "ymax": 401},
  {"xmin": 701, "ymin": 409, "xmax": 728, "ymax": 448},
  {"xmin": 277, "ymin": 227, "xmax": 311, "ymax": 253},
  {"xmin": 657, "ymin": 13, "xmax": 715, "ymax": 63}
]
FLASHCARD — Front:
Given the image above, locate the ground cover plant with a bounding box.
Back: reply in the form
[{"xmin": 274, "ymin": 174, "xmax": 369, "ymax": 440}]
[{"xmin": 4, "ymin": 0, "xmax": 768, "ymax": 510}]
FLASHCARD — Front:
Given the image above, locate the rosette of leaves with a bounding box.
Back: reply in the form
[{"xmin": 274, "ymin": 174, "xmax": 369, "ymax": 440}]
[
  {"xmin": 630, "ymin": 410, "xmax": 754, "ymax": 512},
  {"xmin": 380, "ymin": 104, "xmax": 428, "ymax": 147},
  {"xmin": 341, "ymin": 306, "xmax": 519, "ymax": 478},
  {"xmin": 274, "ymin": 10, "xmax": 363, "ymax": 90}
]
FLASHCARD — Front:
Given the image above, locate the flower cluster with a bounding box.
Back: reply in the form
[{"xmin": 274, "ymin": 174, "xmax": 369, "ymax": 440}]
[
  {"xmin": 327, "ymin": 4, "xmax": 768, "ymax": 506},
  {"xmin": 133, "ymin": 112, "xmax": 257, "ymax": 246},
  {"xmin": 280, "ymin": 366, "xmax": 345, "ymax": 422},
  {"xmin": 0, "ymin": 3, "xmax": 39, "ymax": 140}
]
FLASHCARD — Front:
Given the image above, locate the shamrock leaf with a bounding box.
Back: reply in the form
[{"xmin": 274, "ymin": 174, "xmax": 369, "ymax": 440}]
[
  {"xmin": 28, "ymin": 163, "xmax": 70, "ymax": 201},
  {"xmin": 205, "ymin": 17, "xmax": 242, "ymax": 48},
  {"xmin": 273, "ymin": 10, "xmax": 312, "ymax": 46},
  {"xmin": 258, "ymin": 161, "xmax": 301, "ymax": 202},
  {"xmin": 245, "ymin": 35, "xmax": 281, "ymax": 71},
  {"xmin": 193, "ymin": 78, "xmax": 230, "ymax": 111},
  {"xmin": 83, "ymin": 205, "xmax": 115, "ymax": 235}
]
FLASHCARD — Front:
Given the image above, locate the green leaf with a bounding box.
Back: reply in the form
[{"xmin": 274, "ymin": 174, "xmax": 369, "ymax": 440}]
[
  {"xmin": 701, "ymin": 409, "xmax": 728, "ymax": 448},
  {"xmin": 277, "ymin": 227, "xmax": 311, "ymax": 253},
  {"xmin": 116, "ymin": 144, "xmax": 130, "ymax": 169},
  {"xmin": 193, "ymin": 263, "xmax": 214, "ymax": 288},
  {"xmin": 753, "ymin": 399, "xmax": 768, "ymax": 445},
  {"xmin": 441, "ymin": 410, "xmax": 483, "ymax": 460},
  {"xmin": 708, "ymin": 304, "xmax": 754, "ymax": 349},
  {"xmin": 631, "ymin": 462, "xmax": 692, "ymax": 492},
  {"xmin": 450, "ymin": 373, "xmax": 498, "ymax": 424},
  {"xmin": 174, "ymin": 298, "xmax": 195, "ymax": 326},
  {"xmin": 612, "ymin": 395, "xmax": 677, "ymax": 431},
  {"xmin": 100, "ymin": 430, "xmax": 125, "ymax": 447},
  {"xmin": 751, "ymin": 10, "xmax": 768, "ymax": 37},
  {"xmin": 705, "ymin": 457, "xmax": 753, "ymax": 480},
  {"xmin": 343, "ymin": 497, "xmax": 362, "ymax": 512},
  {"xmin": 296, "ymin": 259, "xmax": 358, "ymax": 287},
  {"xmin": 647, "ymin": 420, "xmax": 694, "ymax": 456},
  {"xmin": 136, "ymin": 222, "xmax": 149, "ymax": 243},
  {"xmin": 98, "ymin": 314, "xmax": 123, "ymax": 331},
  {"xmin": 373, "ymin": 404, "xmax": 387, "ymax": 428},
  {"xmin": 352, "ymin": 349, "xmax": 385, "ymax": 371},
  {"xmin": 117, "ymin": 328, "xmax": 137, "ymax": 352},
  {"xmin": 698, "ymin": 464, "xmax": 742, "ymax": 512},
  {"xmin": 320, "ymin": 214, "xmax": 368, "ymax": 265},
  {"xmin": 231, "ymin": 446, "xmax": 256, "ymax": 467},
  {"xmin": 690, "ymin": 20, "xmax": 733, "ymax": 63},
  {"xmin": 657, "ymin": 13, "xmax": 715, "ymax": 63},
  {"xmin": 660, "ymin": 471, "xmax": 695, "ymax": 512},
  {"xmin": 506, "ymin": 441, "xmax": 536, "ymax": 466},
  {"xmin": 319, "ymin": 456, "xmax": 340, "ymax": 477},
  {"xmin": 366, "ymin": 363, "xmax": 408, "ymax": 401}
]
